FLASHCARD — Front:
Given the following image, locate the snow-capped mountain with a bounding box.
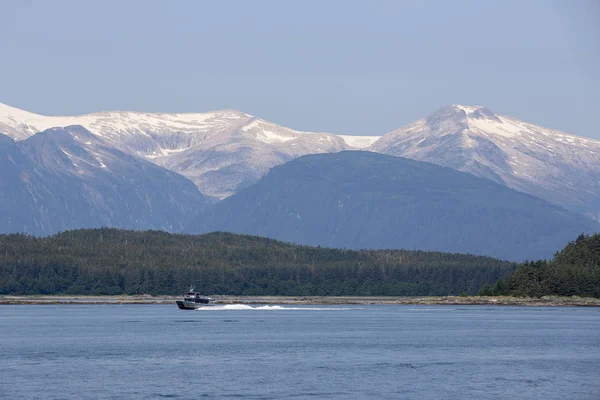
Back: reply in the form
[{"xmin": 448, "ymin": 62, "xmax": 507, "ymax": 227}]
[
  {"xmin": 0, "ymin": 103, "xmax": 371, "ymax": 199},
  {"xmin": 0, "ymin": 125, "xmax": 206, "ymax": 235},
  {"xmin": 3, "ymin": 102, "xmax": 598, "ymax": 220},
  {"xmin": 369, "ymin": 105, "xmax": 600, "ymax": 221}
]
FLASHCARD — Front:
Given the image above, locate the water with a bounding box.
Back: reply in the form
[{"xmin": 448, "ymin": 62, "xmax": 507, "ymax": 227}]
[{"xmin": 1, "ymin": 304, "xmax": 599, "ymax": 399}]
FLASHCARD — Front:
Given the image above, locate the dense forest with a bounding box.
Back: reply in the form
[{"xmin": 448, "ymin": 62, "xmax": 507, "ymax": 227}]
[
  {"xmin": 0, "ymin": 228, "xmax": 515, "ymax": 296},
  {"xmin": 480, "ymin": 233, "xmax": 600, "ymax": 298}
]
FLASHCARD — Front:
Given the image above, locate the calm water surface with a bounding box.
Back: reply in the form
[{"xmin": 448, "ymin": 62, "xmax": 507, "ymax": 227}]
[{"xmin": 1, "ymin": 304, "xmax": 598, "ymax": 399}]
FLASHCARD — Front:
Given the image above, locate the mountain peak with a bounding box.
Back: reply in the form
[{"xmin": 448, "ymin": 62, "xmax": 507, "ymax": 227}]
[
  {"xmin": 424, "ymin": 105, "xmax": 470, "ymax": 134},
  {"xmin": 454, "ymin": 105, "xmax": 502, "ymax": 123},
  {"xmin": 33, "ymin": 125, "xmax": 99, "ymax": 144},
  {"xmin": 423, "ymin": 105, "xmax": 504, "ymax": 135}
]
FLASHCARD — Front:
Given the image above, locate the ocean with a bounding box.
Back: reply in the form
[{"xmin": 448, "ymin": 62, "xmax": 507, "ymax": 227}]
[{"xmin": 1, "ymin": 304, "xmax": 598, "ymax": 399}]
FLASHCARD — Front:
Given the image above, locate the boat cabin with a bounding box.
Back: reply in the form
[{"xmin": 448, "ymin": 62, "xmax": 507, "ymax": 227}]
[{"xmin": 183, "ymin": 290, "xmax": 213, "ymax": 304}]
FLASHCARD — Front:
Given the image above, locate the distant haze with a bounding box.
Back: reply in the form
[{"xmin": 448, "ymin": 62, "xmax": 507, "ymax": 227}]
[{"xmin": 0, "ymin": 0, "xmax": 598, "ymax": 139}]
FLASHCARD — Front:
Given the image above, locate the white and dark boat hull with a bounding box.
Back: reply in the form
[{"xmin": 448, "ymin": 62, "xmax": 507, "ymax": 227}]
[{"xmin": 176, "ymin": 300, "xmax": 216, "ymax": 310}]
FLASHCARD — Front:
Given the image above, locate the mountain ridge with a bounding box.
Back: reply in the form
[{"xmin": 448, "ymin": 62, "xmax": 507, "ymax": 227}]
[
  {"xmin": 2, "ymin": 102, "xmax": 599, "ymax": 218},
  {"xmin": 0, "ymin": 102, "xmax": 370, "ymax": 199},
  {"xmin": 0, "ymin": 125, "xmax": 206, "ymax": 235}
]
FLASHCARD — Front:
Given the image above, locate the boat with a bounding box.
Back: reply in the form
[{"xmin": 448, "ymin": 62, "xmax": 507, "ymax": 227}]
[{"xmin": 176, "ymin": 287, "xmax": 216, "ymax": 309}]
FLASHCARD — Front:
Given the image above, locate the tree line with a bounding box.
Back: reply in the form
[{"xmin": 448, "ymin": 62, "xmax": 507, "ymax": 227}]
[
  {"xmin": 0, "ymin": 228, "xmax": 515, "ymax": 296},
  {"xmin": 479, "ymin": 233, "xmax": 600, "ymax": 298}
]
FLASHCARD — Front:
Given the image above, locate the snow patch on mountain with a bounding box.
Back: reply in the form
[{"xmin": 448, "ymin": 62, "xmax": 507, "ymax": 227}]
[{"xmin": 339, "ymin": 135, "xmax": 381, "ymax": 148}]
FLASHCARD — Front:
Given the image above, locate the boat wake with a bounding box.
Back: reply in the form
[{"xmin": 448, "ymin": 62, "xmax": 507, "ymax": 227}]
[{"xmin": 196, "ymin": 304, "xmax": 358, "ymax": 311}]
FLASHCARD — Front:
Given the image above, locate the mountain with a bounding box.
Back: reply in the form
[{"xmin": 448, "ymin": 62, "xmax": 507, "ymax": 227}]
[
  {"xmin": 189, "ymin": 151, "xmax": 599, "ymax": 261},
  {"xmin": 3, "ymin": 101, "xmax": 598, "ymax": 220},
  {"xmin": 369, "ymin": 105, "xmax": 600, "ymax": 221},
  {"xmin": 0, "ymin": 103, "xmax": 369, "ymax": 199},
  {"xmin": 0, "ymin": 126, "xmax": 205, "ymax": 235}
]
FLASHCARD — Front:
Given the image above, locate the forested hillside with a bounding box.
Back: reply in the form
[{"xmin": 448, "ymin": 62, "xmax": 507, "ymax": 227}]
[
  {"xmin": 0, "ymin": 228, "xmax": 515, "ymax": 296},
  {"xmin": 480, "ymin": 233, "xmax": 600, "ymax": 298},
  {"xmin": 191, "ymin": 151, "xmax": 598, "ymax": 261}
]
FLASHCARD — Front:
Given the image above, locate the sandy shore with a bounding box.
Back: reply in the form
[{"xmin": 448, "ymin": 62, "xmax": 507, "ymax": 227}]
[{"xmin": 1, "ymin": 295, "xmax": 599, "ymax": 307}]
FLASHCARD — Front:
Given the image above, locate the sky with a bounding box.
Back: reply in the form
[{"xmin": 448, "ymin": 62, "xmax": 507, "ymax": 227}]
[{"xmin": 1, "ymin": 0, "xmax": 599, "ymax": 138}]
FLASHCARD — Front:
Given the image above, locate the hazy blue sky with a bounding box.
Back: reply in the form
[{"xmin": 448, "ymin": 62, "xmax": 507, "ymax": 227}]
[{"xmin": 1, "ymin": 0, "xmax": 598, "ymax": 138}]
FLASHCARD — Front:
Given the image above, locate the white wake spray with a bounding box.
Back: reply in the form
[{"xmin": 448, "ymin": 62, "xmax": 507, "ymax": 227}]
[{"xmin": 195, "ymin": 304, "xmax": 358, "ymax": 311}]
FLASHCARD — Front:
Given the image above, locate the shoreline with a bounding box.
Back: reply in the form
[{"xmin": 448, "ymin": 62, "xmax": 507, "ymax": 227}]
[{"xmin": 1, "ymin": 295, "xmax": 599, "ymax": 307}]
